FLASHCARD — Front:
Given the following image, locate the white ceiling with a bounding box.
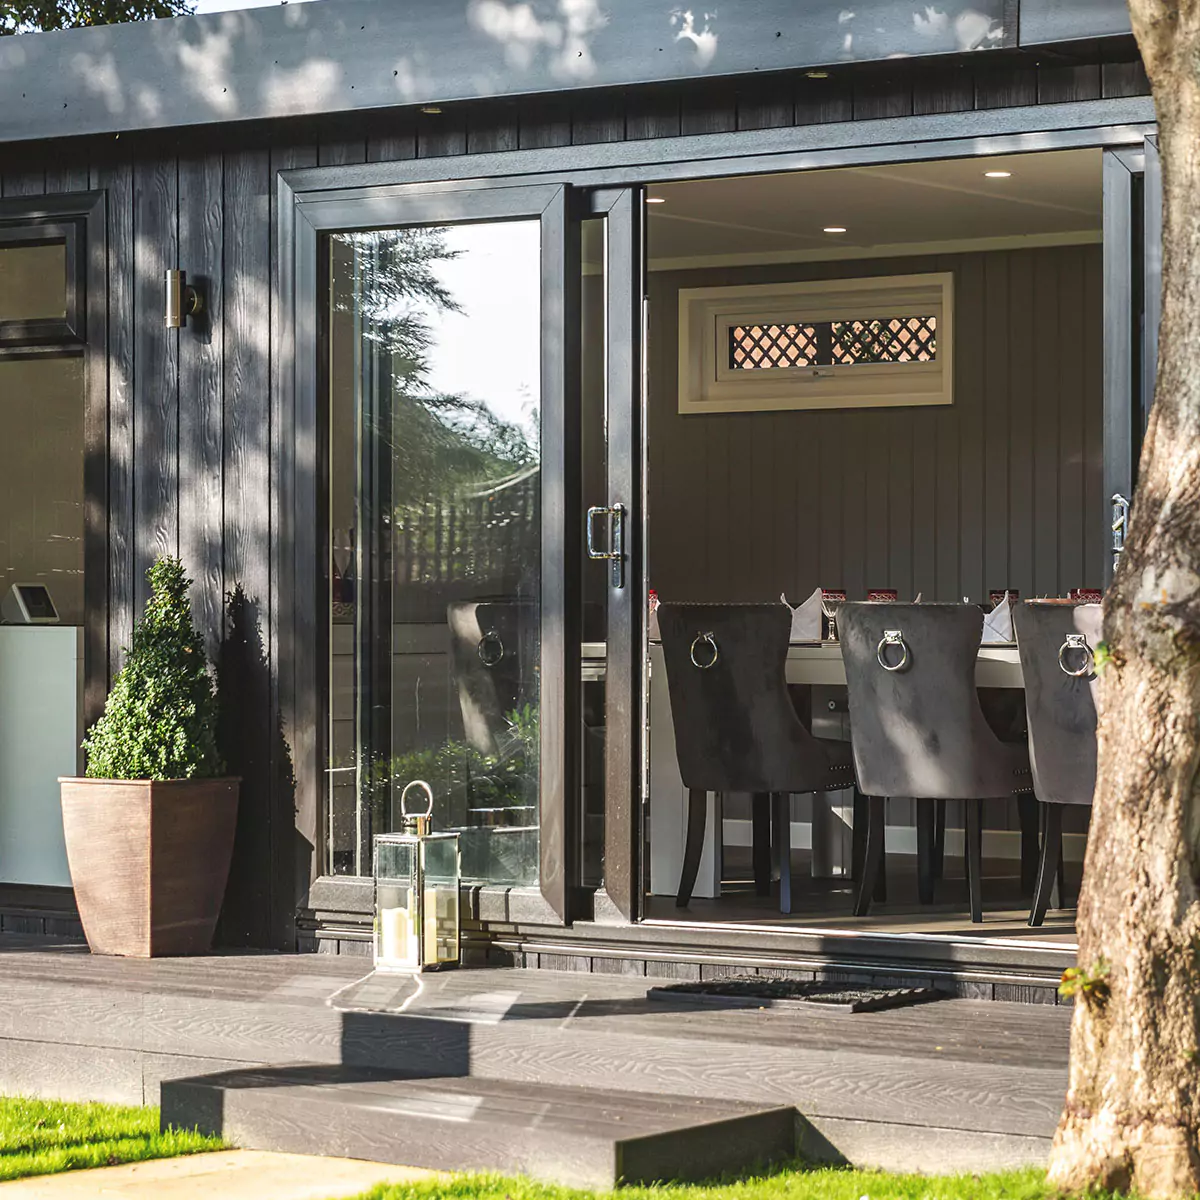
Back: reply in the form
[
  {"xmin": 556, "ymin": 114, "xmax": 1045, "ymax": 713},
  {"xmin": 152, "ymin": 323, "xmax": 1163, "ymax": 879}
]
[{"xmin": 645, "ymin": 148, "xmax": 1102, "ymax": 271}]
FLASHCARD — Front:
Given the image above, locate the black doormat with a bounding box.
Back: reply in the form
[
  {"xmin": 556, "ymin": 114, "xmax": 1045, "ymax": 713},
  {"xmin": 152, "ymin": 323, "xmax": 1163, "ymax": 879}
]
[{"xmin": 646, "ymin": 975, "xmax": 943, "ymax": 1013}]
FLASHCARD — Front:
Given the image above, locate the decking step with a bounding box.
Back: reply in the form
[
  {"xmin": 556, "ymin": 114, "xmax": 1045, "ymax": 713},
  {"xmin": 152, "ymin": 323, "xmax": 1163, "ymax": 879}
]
[{"xmin": 161, "ymin": 1066, "xmax": 798, "ymax": 1189}]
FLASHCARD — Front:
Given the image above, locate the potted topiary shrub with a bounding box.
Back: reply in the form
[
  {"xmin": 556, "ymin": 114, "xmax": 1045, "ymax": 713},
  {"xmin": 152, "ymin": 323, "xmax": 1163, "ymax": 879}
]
[{"xmin": 60, "ymin": 557, "xmax": 239, "ymax": 957}]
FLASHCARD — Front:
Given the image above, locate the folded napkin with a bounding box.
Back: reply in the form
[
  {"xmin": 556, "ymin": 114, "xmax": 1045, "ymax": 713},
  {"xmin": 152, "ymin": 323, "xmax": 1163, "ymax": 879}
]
[
  {"xmin": 982, "ymin": 594, "xmax": 1013, "ymax": 643},
  {"xmin": 782, "ymin": 588, "xmax": 822, "ymax": 641}
]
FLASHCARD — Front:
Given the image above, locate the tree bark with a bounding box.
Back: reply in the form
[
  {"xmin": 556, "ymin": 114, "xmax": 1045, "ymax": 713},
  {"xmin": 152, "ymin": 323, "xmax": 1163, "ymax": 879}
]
[{"xmin": 1046, "ymin": 5, "xmax": 1200, "ymax": 1197}]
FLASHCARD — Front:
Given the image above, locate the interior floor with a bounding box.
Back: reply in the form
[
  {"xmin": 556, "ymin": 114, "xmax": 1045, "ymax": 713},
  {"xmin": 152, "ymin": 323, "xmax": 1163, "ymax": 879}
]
[{"xmin": 647, "ymin": 846, "xmax": 1079, "ymax": 945}]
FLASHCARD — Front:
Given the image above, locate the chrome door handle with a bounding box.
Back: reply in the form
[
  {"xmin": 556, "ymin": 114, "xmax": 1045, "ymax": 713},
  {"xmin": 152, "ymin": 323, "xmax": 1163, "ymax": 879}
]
[
  {"xmin": 1112, "ymin": 492, "xmax": 1130, "ymax": 572},
  {"xmin": 586, "ymin": 503, "xmax": 626, "ymax": 588}
]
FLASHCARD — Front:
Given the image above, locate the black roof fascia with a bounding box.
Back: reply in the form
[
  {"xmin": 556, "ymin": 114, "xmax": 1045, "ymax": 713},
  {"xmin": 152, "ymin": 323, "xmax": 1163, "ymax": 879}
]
[{"xmin": 0, "ymin": 0, "xmax": 1030, "ymax": 145}]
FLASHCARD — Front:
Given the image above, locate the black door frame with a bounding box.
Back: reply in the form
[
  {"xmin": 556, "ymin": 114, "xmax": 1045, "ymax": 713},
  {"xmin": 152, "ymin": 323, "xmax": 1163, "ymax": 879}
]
[
  {"xmin": 280, "ymin": 97, "xmax": 1156, "ymax": 937},
  {"xmin": 288, "ymin": 180, "xmax": 579, "ymax": 926}
]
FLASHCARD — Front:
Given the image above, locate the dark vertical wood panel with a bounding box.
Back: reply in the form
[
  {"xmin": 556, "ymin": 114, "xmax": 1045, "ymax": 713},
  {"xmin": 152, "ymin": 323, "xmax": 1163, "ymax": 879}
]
[
  {"xmin": 417, "ymin": 109, "xmax": 468, "ymax": 158},
  {"xmin": 736, "ymin": 79, "xmax": 794, "ymax": 130},
  {"xmin": 45, "ymin": 162, "xmax": 90, "ymax": 194},
  {"xmin": 466, "ymin": 104, "xmax": 520, "ymax": 154},
  {"xmin": 727, "ymin": 413, "xmax": 754, "ymax": 596},
  {"xmin": 95, "ymin": 157, "xmax": 135, "ymax": 680},
  {"xmin": 221, "ymin": 146, "xmax": 273, "ymax": 945},
  {"xmin": 888, "ymin": 411, "xmax": 914, "ymax": 599},
  {"xmin": 518, "ymin": 96, "xmax": 572, "ymax": 149},
  {"xmin": 852, "ymin": 65, "xmax": 914, "ymax": 121},
  {"xmin": 178, "ymin": 153, "xmax": 225, "ymax": 662},
  {"xmin": 911, "ymin": 63, "xmax": 975, "ymax": 116},
  {"xmin": 2, "ymin": 160, "xmax": 47, "ymax": 196},
  {"xmin": 974, "ymin": 66, "xmax": 1038, "ymax": 110},
  {"xmin": 132, "ymin": 157, "xmax": 179, "ymax": 608},
  {"xmin": 1032, "ymin": 247, "xmax": 1060, "ymax": 594},
  {"xmin": 317, "ymin": 137, "xmax": 367, "ymax": 167},
  {"xmin": 793, "ymin": 76, "xmax": 853, "ymax": 125},
  {"xmin": 367, "ymin": 114, "xmax": 417, "ymax": 163},
  {"xmin": 1101, "ymin": 59, "xmax": 1150, "ymax": 99},
  {"xmin": 982, "ymin": 252, "xmax": 1010, "ymax": 593},
  {"xmin": 571, "ymin": 95, "xmax": 625, "ymax": 145},
  {"xmin": 680, "ymin": 86, "xmax": 737, "ymax": 136},
  {"xmin": 957, "ymin": 254, "xmax": 985, "ymax": 603},
  {"xmin": 818, "ymin": 413, "xmax": 842, "ymax": 591},
  {"xmin": 1037, "ymin": 63, "xmax": 1102, "ymax": 106},
  {"xmin": 842, "ymin": 412, "xmax": 867, "ymax": 601},
  {"xmin": 1057, "ymin": 247, "xmax": 1085, "ymax": 591},
  {"xmin": 864, "ymin": 412, "xmax": 889, "ymax": 589},
  {"xmin": 1007, "ymin": 249, "xmax": 1035, "ymax": 593},
  {"xmin": 625, "ymin": 89, "xmax": 681, "ymax": 141},
  {"xmin": 911, "ymin": 404, "xmax": 938, "ymax": 598}
]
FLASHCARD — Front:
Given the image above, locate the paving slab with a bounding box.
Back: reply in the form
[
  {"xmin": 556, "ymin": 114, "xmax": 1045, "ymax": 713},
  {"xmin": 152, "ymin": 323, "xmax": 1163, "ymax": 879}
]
[{"xmin": 0, "ymin": 1151, "xmax": 433, "ymax": 1199}]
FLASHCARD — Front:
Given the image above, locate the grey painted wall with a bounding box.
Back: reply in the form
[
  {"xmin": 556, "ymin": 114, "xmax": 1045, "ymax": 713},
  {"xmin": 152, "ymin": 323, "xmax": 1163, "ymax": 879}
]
[{"xmin": 647, "ymin": 243, "xmax": 1105, "ymax": 606}]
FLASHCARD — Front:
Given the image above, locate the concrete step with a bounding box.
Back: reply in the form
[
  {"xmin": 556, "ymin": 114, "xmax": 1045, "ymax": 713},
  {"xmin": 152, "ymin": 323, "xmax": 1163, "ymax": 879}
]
[{"xmin": 161, "ymin": 1065, "xmax": 798, "ymax": 1189}]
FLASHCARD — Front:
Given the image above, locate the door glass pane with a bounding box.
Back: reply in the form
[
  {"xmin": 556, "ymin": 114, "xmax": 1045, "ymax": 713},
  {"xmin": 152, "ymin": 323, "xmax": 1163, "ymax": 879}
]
[
  {"xmin": 0, "ymin": 243, "xmax": 67, "ymax": 321},
  {"xmin": 327, "ymin": 221, "xmax": 542, "ymax": 885}
]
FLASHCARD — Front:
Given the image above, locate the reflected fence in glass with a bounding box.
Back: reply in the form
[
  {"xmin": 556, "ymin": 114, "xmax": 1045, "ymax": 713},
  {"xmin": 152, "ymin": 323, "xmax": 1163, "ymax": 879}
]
[{"xmin": 326, "ymin": 219, "xmax": 542, "ymax": 886}]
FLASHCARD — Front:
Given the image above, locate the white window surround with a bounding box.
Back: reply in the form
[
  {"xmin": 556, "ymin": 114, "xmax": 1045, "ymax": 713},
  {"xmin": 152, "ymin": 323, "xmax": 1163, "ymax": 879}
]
[{"xmin": 677, "ymin": 272, "xmax": 954, "ymax": 415}]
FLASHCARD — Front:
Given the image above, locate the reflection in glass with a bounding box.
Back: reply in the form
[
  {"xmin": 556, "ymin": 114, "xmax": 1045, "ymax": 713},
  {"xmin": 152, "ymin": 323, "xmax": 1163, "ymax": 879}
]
[
  {"xmin": 0, "ymin": 357, "xmax": 84, "ymax": 623},
  {"xmin": 0, "ymin": 243, "xmax": 67, "ymax": 322},
  {"xmin": 327, "ymin": 221, "xmax": 541, "ymax": 884}
]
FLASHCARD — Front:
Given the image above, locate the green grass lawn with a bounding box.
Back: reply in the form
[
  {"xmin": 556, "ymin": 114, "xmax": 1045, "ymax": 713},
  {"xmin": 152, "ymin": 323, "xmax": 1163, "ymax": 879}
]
[
  {"xmin": 0, "ymin": 1095, "xmax": 223, "ymax": 1182},
  {"xmin": 339, "ymin": 1165, "xmax": 1128, "ymax": 1200}
]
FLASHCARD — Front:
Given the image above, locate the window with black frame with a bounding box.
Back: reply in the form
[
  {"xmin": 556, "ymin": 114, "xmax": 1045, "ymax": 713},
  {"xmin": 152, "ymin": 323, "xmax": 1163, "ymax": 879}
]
[{"xmin": 0, "ymin": 217, "xmax": 86, "ymax": 625}]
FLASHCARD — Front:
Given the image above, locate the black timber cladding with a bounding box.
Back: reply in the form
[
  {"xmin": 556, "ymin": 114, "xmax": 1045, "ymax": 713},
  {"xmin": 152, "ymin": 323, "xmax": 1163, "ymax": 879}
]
[
  {"xmin": 0, "ymin": 49, "xmax": 1153, "ymax": 949},
  {"xmin": 0, "ymin": 0, "xmax": 1141, "ymax": 145}
]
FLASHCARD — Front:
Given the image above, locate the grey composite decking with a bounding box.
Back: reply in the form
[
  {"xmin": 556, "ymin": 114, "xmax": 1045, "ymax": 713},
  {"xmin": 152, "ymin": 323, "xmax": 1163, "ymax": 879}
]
[
  {"xmin": 162, "ymin": 1068, "xmax": 798, "ymax": 1188},
  {"xmin": 0, "ymin": 939, "xmax": 1071, "ymax": 1174}
]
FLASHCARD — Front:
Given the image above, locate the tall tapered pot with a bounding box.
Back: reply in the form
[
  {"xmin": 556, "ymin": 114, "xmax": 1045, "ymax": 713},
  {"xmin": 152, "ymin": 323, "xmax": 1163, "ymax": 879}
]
[{"xmin": 59, "ymin": 777, "xmax": 239, "ymax": 957}]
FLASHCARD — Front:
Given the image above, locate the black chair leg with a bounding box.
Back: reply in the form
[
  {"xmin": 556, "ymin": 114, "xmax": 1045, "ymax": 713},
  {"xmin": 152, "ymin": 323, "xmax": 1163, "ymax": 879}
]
[
  {"xmin": 851, "ymin": 789, "xmax": 867, "ymax": 882},
  {"xmin": 676, "ymin": 788, "xmax": 708, "ymax": 907},
  {"xmin": 853, "ymin": 796, "xmax": 886, "ymax": 917},
  {"xmin": 933, "ymin": 799, "xmax": 946, "ymax": 882},
  {"xmin": 1029, "ymin": 804, "xmax": 1063, "ymax": 928},
  {"xmin": 772, "ymin": 792, "xmax": 793, "ymax": 914},
  {"xmin": 1018, "ymin": 793, "xmax": 1040, "ymax": 897},
  {"xmin": 751, "ymin": 793, "xmax": 771, "ymax": 897},
  {"xmin": 965, "ymin": 800, "xmax": 984, "ymax": 924},
  {"xmin": 916, "ymin": 798, "xmax": 937, "ymax": 905}
]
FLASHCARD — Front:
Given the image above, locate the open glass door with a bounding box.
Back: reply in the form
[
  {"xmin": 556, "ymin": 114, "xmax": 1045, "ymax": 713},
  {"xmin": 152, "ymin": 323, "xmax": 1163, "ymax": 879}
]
[
  {"xmin": 307, "ymin": 182, "xmax": 581, "ymax": 923},
  {"xmin": 581, "ymin": 187, "xmax": 647, "ymax": 923},
  {"xmin": 1103, "ymin": 136, "xmax": 1160, "ymax": 584}
]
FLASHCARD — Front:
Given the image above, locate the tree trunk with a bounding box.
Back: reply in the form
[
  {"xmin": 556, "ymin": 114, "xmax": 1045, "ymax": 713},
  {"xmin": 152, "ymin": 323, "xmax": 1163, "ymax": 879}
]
[{"xmin": 1046, "ymin": 5, "xmax": 1200, "ymax": 1197}]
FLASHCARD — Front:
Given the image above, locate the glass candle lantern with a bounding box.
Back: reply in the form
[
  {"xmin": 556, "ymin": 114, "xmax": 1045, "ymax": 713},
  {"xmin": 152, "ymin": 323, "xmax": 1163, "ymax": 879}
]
[{"xmin": 373, "ymin": 780, "xmax": 461, "ymax": 973}]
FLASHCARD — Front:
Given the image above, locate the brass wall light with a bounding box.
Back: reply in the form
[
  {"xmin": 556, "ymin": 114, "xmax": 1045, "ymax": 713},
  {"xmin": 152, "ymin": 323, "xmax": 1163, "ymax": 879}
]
[{"xmin": 164, "ymin": 269, "xmax": 203, "ymax": 329}]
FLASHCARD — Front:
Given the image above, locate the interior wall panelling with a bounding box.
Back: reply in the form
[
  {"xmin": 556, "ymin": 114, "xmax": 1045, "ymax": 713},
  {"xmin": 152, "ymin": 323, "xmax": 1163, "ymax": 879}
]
[{"xmin": 647, "ymin": 245, "xmax": 1104, "ymax": 606}]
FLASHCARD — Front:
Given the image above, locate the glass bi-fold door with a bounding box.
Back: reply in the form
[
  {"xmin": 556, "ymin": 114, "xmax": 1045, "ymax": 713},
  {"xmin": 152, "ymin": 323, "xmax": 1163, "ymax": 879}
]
[{"xmin": 308, "ymin": 180, "xmax": 646, "ymax": 925}]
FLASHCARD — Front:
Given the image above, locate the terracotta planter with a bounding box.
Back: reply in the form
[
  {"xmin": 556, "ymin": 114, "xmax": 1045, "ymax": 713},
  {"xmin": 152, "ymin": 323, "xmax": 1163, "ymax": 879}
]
[{"xmin": 59, "ymin": 777, "xmax": 240, "ymax": 957}]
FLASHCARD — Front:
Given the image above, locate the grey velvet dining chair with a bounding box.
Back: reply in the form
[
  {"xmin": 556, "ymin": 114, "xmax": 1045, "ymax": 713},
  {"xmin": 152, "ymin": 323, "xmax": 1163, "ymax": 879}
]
[
  {"xmin": 839, "ymin": 602, "xmax": 1033, "ymax": 923},
  {"xmin": 1013, "ymin": 601, "xmax": 1101, "ymax": 927},
  {"xmin": 657, "ymin": 603, "xmax": 856, "ymax": 912}
]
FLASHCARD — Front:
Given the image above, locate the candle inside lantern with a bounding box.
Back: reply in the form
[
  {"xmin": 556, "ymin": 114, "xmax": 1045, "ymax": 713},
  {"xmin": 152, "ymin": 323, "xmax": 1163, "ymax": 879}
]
[{"xmin": 380, "ymin": 904, "xmax": 415, "ymax": 966}]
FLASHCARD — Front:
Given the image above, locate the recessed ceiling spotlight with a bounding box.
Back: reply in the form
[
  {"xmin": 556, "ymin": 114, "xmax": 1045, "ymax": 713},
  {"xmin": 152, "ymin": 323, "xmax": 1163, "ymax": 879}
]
[
  {"xmin": 984, "ymin": 170, "xmax": 1012, "ymax": 178},
  {"xmin": 646, "ymin": 196, "xmax": 666, "ymax": 204},
  {"xmin": 420, "ymin": 105, "xmax": 443, "ymax": 115},
  {"xmin": 806, "ymin": 70, "xmax": 830, "ymax": 79},
  {"xmin": 823, "ymin": 226, "xmax": 847, "ymax": 234}
]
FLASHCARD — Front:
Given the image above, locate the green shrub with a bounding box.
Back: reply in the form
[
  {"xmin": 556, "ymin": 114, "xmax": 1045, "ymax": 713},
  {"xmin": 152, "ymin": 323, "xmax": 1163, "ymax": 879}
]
[{"xmin": 83, "ymin": 557, "xmax": 224, "ymax": 780}]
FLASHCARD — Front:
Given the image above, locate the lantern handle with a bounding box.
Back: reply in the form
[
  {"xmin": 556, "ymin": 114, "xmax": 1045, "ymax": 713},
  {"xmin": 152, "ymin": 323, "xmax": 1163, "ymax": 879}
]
[{"xmin": 400, "ymin": 779, "xmax": 434, "ymax": 819}]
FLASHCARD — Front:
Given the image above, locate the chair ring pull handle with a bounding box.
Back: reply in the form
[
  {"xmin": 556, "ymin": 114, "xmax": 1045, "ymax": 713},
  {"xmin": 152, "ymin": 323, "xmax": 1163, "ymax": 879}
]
[
  {"xmin": 1059, "ymin": 633, "xmax": 1094, "ymax": 678},
  {"xmin": 477, "ymin": 630, "xmax": 505, "ymax": 668},
  {"xmin": 400, "ymin": 779, "xmax": 434, "ymax": 819},
  {"xmin": 877, "ymin": 629, "xmax": 910, "ymax": 672},
  {"xmin": 689, "ymin": 631, "xmax": 719, "ymax": 670}
]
